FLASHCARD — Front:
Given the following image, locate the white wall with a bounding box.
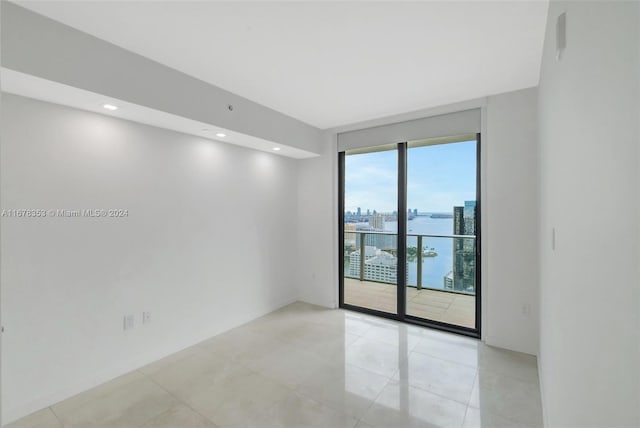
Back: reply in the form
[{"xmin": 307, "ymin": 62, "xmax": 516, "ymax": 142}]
[
  {"xmin": 296, "ymin": 91, "xmax": 540, "ymax": 356},
  {"xmin": 296, "ymin": 132, "xmax": 338, "ymax": 308},
  {"xmin": 485, "ymin": 88, "xmax": 539, "ymax": 355},
  {"xmin": 537, "ymin": 1, "xmax": 640, "ymax": 427},
  {"xmin": 0, "ymin": 94, "xmax": 299, "ymax": 424}
]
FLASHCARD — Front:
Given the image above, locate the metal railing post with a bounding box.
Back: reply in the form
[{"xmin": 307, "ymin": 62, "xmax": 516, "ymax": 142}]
[
  {"xmin": 359, "ymin": 232, "xmax": 366, "ymax": 281},
  {"xmin": 417, "ymin": 235, "xmax": 423, "ymax": 290}
]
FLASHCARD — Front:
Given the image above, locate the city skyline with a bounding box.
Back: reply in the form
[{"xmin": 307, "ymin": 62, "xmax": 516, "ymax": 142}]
[{"xmin": 345, "ymin": 207, "xmax": 439, "ymax": 216}]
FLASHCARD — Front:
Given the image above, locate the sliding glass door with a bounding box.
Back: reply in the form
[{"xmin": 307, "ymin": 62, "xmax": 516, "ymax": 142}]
[{"xmin": 339, "ymin": 134, "xmax": 480, "ymax": 336}]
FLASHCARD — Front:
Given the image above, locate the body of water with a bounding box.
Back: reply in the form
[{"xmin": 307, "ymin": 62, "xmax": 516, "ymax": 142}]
[{"xmin": 385, "ymin": 217, "xmax": 455, "ymax": 290}]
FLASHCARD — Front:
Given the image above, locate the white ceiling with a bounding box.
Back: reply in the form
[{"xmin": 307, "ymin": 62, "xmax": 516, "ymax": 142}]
[
  {"xmin": 16, "ymin": 1, "xmax": 549, "ymax": 130},
  {"xmin": 1, "ymin": 68, "xmax": 318, "ymax": 158}
]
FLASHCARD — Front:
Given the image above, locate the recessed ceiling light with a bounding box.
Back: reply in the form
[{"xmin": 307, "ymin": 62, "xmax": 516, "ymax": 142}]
[
  {"xmin": 216, "ymin": 133, "xmax": 226, "ymax": 138},
  {"xmin": 103, "ymin": 104, "xmax": 118, "ymax": 111},
  {"xmin": 273, "ymin": 147, "xmax": 281, "ymax": 151}
]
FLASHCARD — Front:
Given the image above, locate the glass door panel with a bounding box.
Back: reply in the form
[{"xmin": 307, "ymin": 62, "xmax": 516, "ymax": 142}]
[
  {"xmin": 405, "ymin": 137, "xmax": 478, "ymax": 330},
  {"xmin": 343, "ymin": 145, "xmax": 398, "ymax": 315}
]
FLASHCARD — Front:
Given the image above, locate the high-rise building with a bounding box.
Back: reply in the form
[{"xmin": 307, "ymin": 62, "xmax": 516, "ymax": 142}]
[
  {"xmin": 464, "ymin": 200, "xmax": 476, "ymax": 235},
  {"xmin": 344, "ymin": 223, "xmax": 357, "ymax": 245},
  {"xmin": 444, "ymin": 270, "xmax": 454, "ymax": 289},
  {"xmin": 367, "ymin": 232, "xmax": 396, "ymax": 251},
  {"xmin": 349, "ymin": 246, "xmax": 398, "ymax": 283},
  {"xmin": 447, "ymin": 202, "xmax": 476, "ymax": 292},
  {"xmin": 348, "ymin": 246, "xmax": 408, "ymax": 283},
  {"xmin": 453, "ymin": 206, "xmax": 464, "ymax": 235},
  {"xmin": 369, "ymin": 213, "xmax": 385, "ymax": 230}
]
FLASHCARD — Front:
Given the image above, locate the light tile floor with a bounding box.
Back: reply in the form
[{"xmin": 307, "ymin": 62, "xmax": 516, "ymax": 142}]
[{"xmin": 6, "ymin": 302, "xmax": 542, "ymax": 428}]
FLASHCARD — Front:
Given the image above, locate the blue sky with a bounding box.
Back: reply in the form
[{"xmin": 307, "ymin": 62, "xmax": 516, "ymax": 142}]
[{"xmin": 345, "ymin": 140, "xmax": 477, "ymax": 213}]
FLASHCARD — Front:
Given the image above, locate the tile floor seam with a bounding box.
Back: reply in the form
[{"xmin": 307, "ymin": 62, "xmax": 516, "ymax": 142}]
[
  {"xmin": 357, "ymin": 374, "xmax": 396, "ymax": 425},
  {"xmin": 475, "ymin": 365, "xmax": 541, "ymax": 386},
  {"xmin": 55, "ymin": 378, "xmax": 174, "ymax": 428},
  {"xmin": 47, "ymin": 405, "xmax": 64, "ymax": 427},
  {"xmin": 467, "ymin": 369, "xmax": 543, "ymax": 426},
  {"xmin": 389, "ymin": 377, "xmax": 476, "ymax": 409},
  {"xmin": 292, "ymin": 363, "xmax": 393, "ymax": 422},
  {"xmin": 140, "ymin": 368, "xmax": 220, "ymax": 428},
  {"xmin": 248, "ymin": 361, "xmax": 321, "ymax": 391},
  {"xmin": 45, "ymin": 371, "xmax": 147, "ymax": 426},
  {"xmin": 469, "ymin": 370, "xmax": 479, "ymax": 406},
  {"xmin": 344, "ymin": 361, "xmax": 395, "ymax": 380},
  {"xmin": 133, "ymin": 406, "xmax": 174, "ymax": 428},
  {"xmin": 411, "ymin": 348, "xmax": 480, "ymax": 368},
  {"xmin": 461, "ymin": 405, "xmax": 472, "ymax": 428},
  {"xmin": 254, "ymin": 390, "xmax": 314, "ymax": 428},
  {"xmin": 363, "ymin": 383, "xmax": 470, "ymax": 428},
  {"xmin": 292, "ymin": 383, "xmax": 358, "ymax": 421},
  {"xmin": 466, "ymin": 401, "xmax": 539, "ymax": 427},
  {"xmin": 356, "ymin": 334, "xmax": 416, "ymax": 349},
  {"xmin": 408, "ymin": 347, "xmax": 480, "ymax": 370}
]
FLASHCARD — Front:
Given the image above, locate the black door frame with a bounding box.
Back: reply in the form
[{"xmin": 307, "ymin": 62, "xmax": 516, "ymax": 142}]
[{"xmin": 338, "ymin": 134, "xmax": 482, "ymax": 339}]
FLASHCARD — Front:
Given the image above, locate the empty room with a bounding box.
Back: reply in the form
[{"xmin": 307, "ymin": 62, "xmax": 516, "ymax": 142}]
[{"xmin": 0, "ymin": 1, "xmax": 638, "ymax": 427}]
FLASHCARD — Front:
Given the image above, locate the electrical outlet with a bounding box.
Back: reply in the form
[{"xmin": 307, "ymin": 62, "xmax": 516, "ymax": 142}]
[
  {"xmin": 143, "ymin": 311, "xmax": 151, "ymax": 324},
  {"xmin": 521, "ymin": 304, "xmax": 531, "ymax": 317},
  {"xmin": 556, "ymin": 12, "xmax": 566, "ymax": 61},
  {"xmin": 123, "ymin": 314, "xmax": 135, "ymax": 331}
]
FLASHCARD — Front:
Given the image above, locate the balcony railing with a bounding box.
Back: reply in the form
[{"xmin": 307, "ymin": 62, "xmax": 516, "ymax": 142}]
[{"xmin": 343, "ymin": 230, "xmax": 476, "ymax": 295}]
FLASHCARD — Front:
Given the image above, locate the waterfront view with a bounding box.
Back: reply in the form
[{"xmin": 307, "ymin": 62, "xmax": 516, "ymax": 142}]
[{"xmin": 344, "ymin": 209, "xmax": 476, "ymax": 294}]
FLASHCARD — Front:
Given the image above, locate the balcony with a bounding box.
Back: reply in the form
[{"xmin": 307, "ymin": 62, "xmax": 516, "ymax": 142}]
[
  {"xmin": 344, "ymin": 231, "xmax": 476, "ymax": 329},
  {"xmin": 344, "ymin": 278, "xmax": 475, "ymax": 328}
]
